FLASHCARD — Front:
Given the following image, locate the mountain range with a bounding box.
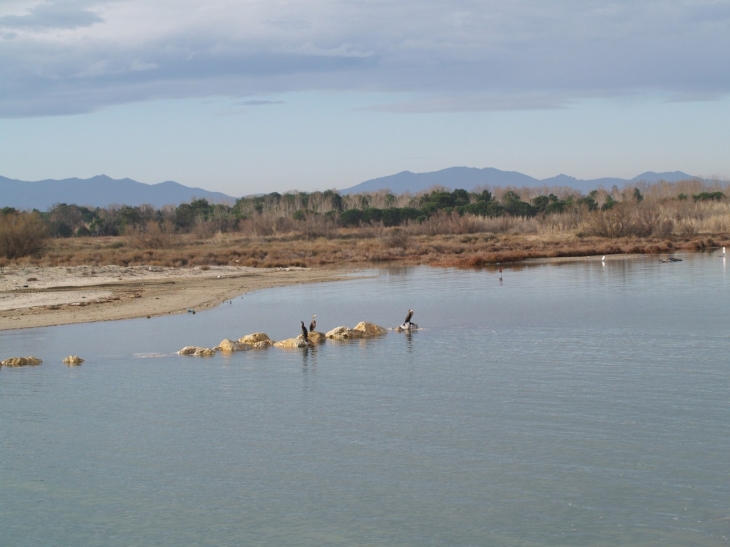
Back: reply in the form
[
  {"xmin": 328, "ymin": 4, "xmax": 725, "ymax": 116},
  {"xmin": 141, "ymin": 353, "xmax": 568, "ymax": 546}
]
[
  {"xmin": 1, "ymin": 169, "xmax": 708, "ymax": 211},
  {"xmin": 0, "ymin": 174, "xmax": 236, "ymax": 211},
  {"xmin": 340, "ymin": 167, "xmax": 701, "ymax": 195}
]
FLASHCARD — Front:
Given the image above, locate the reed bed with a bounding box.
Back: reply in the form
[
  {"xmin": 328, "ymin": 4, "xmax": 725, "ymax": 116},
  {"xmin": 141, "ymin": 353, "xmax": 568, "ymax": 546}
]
[
  {"xmin": 2, "ymin": 180, "xmax": 730, "ymax": 269},
  {"xmin": 4, "ymin": 226, "xmax": 727, "ymax": 270}
]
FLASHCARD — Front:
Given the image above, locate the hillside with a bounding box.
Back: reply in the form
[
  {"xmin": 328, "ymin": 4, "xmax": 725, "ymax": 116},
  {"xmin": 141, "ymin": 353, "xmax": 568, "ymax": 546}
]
[
  {"xmin": 0, "ymin": 175, "xmax": 236, "ymax": 210},
  {"xmin": 340, "ymin": 167, "xmax": 699, "ymax": 195}
]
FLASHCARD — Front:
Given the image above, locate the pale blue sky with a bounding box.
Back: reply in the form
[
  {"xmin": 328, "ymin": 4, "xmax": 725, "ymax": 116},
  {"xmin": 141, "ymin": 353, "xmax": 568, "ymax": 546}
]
[{"xmin": 1, "ymin": 0, "xmax": 729, "ymax": 196}]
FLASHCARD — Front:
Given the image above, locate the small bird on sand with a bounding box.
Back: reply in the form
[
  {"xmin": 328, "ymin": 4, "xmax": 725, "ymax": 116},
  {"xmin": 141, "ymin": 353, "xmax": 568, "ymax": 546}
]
[{"xmin": 187, "ymin": 308, "xmax": 195, "ymax": 314}]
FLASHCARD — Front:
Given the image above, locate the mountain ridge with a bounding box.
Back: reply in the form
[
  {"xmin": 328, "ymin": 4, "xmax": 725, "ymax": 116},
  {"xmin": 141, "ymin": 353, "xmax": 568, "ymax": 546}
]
[
  {"xmin": 0, "ymin": 174, "xmax": 237, "ymax": 210},
  {"xmin": 340, "ymin": 167, "xmax": 702, "ymax": 195}
]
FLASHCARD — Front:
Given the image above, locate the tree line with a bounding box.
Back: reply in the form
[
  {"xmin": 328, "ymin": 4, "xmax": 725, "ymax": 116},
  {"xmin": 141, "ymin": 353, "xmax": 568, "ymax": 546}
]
[{"xmin": 0, "ymin": 182, "xmax": 727, "ymax": 259}]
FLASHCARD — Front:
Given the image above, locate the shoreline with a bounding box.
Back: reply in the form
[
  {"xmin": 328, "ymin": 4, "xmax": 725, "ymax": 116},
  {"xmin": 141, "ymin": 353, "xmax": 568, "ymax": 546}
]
[
  {"xmin": 0, "ymin": 265, "xmax": 353, "ymax": 331},
  {"xmin": 0, "ymin": 251, "xmax": 685, "ymax": 331}
]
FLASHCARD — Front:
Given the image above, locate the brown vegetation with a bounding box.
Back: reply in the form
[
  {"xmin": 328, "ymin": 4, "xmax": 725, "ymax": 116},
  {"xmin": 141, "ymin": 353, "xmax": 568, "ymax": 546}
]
[
  {"xmin": 0, "ymin": 211, "xmax": 49, "ymax": 259},
  {"xmin": 2, "ymin": 179, "xmax": 730, "ymax": 268},
  {"xmin": 3, "ymin": 223, "xmax": 727, "ymax": 271}
]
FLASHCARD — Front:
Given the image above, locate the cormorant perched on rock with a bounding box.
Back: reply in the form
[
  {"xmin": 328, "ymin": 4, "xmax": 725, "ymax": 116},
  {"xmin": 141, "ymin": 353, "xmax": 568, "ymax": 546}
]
[
  {"xmin": 300, "ymin": 321, "xmax": 309, "ymax": 340},
  {"xmin": 404, "ymin": 309, "xmax": 414, "ymax": 326},
  {"xmin": 309, "ymin": 314, "xmax": 317, "ymax": 333}
]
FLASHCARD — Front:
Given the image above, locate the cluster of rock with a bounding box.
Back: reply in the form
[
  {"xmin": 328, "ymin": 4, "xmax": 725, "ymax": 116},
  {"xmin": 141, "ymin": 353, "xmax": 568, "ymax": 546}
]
[
  {"xmin": 394, "ymin": 322, "xmax": 419, "ymax": 332},
  {"xmin": 178, "ymin": 322, "xmax": 387, "ymax": 356},
  {"xmin": 1, "ymin": 355, "xmax": 86, "ymax": 367},
  {"xmin": 1, "ymin": 356, "xmax": 43, "ymax": 367},
  {"xmin": 178, "ymin": 346, "xmax": 217, "ymax": 357},
  {"xmin": 325, "ymin": 322, "xmax": 388, "ymax": 339}
]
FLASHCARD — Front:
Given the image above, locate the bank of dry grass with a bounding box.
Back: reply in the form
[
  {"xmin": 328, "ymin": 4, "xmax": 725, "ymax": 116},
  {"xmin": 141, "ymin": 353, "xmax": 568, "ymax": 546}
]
[
  {"xmin": 4, "ymin": 190, "xmax": 730, "ymax": 268},
  {"xmin": 3, "ymin": 226, "xmax": 728, "ymax": 270}
]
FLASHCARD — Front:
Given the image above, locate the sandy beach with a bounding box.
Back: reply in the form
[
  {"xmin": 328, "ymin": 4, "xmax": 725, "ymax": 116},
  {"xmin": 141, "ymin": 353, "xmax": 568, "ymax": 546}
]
[{"xmin": 0, "ymin": 265, "xmax": 350, "ymax": 330}]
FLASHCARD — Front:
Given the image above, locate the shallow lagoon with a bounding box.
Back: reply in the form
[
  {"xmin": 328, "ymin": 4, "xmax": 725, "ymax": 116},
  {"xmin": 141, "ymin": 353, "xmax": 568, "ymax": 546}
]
[{"xmin": 2, "ymin": 254, "xmax": 729, "ymax": 546}]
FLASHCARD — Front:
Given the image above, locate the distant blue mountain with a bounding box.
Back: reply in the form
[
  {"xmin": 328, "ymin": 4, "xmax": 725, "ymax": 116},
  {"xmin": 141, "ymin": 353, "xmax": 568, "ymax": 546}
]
[
  {"xmin": 0, "ymin": 175, "xmax": 236, "ymax": 211},
  {"xmin": 341, "ymin": 167, "xmax": 700, "ymax": 195}
]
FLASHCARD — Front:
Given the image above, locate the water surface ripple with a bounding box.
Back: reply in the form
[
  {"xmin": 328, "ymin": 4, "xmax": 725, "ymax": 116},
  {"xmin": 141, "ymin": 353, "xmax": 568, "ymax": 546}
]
[{"xmin": 1, "ymin": 254, "xmax": 729, "ymax": 546}]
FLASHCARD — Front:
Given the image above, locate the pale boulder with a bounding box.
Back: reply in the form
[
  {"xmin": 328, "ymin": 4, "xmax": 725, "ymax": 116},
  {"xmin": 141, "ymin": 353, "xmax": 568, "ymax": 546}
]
[
  {"xmin": 1, "ymin": 356, "xmax": 43, "ymax": 367},
  {"xmin": 239, "ymin": 333, "xmax": 272, "ymax": 346},
  {"xmin": 215, "ymin": 339, "xmax": 249, "ymax": 352},
  {"xmin": 307, "ymin": 331, "xmax": 326, "ymax": 344},
  {"xmin": 325, "ymin": 326, "xmax": 355, "ymax": 339},
  {"xmin": 326, "ymin": 322, "xmax": 388, "ymax": 340},
  {"xmin": 63, "ymin": 355, "xmax": 84, "ymax": 366},
  {"xmin": 273, "ymin": 335, "xmax": 311, "ymax": 349},
  {"xmin": 178, "ymin": 346, "xmax": 217, "ymax": 356},
  {"xmin": 352, "ymin": 322, "xmax": 387, "ymax": 337}
]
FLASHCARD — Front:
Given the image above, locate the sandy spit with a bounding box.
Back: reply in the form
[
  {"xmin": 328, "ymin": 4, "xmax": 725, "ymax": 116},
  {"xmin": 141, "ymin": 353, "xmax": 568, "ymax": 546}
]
[{"xmin": 0, "ymin": 265, "xmax": 350, "ymax": 331}]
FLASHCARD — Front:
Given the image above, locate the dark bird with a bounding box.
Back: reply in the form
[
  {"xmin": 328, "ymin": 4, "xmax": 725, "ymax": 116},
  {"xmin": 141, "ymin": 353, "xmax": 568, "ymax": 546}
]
[
  {"xmin": 404, "ymin": 309, "xmax": 414, "ymax": 325},
  {"xmin": 300, "ymin": 321, "xmax": 309, "ymax": 340},
  {"xmin": 309, "ymin": 314, "xmax": 317, "ymax": 333}
]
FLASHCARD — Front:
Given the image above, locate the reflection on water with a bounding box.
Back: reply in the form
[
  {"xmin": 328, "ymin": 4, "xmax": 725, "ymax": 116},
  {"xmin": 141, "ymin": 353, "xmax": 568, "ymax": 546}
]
[{"xmin": 2, "ymin": 253, "xmax": 730, "ymax": 547}]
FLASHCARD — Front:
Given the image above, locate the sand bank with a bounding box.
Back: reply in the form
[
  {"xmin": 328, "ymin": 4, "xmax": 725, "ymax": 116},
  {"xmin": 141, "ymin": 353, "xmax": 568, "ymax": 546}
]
[{"xmin": 0, "ymin": 265, "xmax": 350, "ymax": 330}]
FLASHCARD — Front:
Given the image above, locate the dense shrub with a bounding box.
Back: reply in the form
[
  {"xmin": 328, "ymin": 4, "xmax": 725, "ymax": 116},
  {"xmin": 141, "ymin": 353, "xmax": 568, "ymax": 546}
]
[
  {"xmin": 340, "ymin": 209, "xmax": 363, "ymax": 227},
  {"xmin": 0, "ymin": 211, "xmax": 49, "ymax": 259},
  {"xmin": 128, "ymin": 220, "xmax": 180, "ymax": 249},
  {"xmin": 693, "ymin": 192, "xmax": 725, "ymax": 202}
]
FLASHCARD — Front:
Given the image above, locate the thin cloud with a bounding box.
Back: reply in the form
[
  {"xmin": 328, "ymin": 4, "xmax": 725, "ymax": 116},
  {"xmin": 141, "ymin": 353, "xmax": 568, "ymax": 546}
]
[
  {"xmin": 360, "ymin": 94, "xmax": 572, "ymax": 113},
  {"xmin": 0, "ymin": 0, "xmax": 102, "ymax": 30},
  {"xmin": 1, "ymin": 0, "xmax": 730, "ymax": 118},
  {"xmin": 238, "ymin": 100, "xmax": 285, "ymax": 106}
]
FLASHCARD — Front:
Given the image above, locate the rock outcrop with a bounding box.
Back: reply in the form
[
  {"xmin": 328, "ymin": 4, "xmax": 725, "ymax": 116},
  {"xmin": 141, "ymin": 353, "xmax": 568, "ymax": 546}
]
[
  {"xmin": 178, "ymin": 346, "xmax": 216, "ymax": 357},
  {"xmin": 273, "ymin": 335, "xmax": 311, "ymax": 349},
  {"xmin": 63, "ymin": 355, "xmax": 84, "ymax": 366},
  {"xmin": 326, "ymin": 322, "xmax": 388, "ymax": 340},
  {"xmin": 1, "ymin": 356, "xmax": 43, "ymax": 367},
  {"xmin": 239, "ymin": 333, "xmax": 273, "ymax": 348},
  {"xmin": 215, "ymin": 339, "xmax": 250, "ymax": 352},
  {"xmin": 325, "ymin": 326, "xmax": 355, "ymax": 339},
  {"xmin": 307, "ymin": 331, "xmax": 326, "ymax": 344},
  {"xmin": 352, "ymin": 321, "xmax": 388, "ymax": 337},
  {"xmin": 395, "ymin": 322, "xmax": 419, "ymax": 332}
]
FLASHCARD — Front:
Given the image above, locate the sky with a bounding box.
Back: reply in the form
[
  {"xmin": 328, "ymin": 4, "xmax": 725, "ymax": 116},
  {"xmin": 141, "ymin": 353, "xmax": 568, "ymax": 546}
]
[{"xmin": 1, "ymin": 0, "xmax": 730, "ymax": 196}]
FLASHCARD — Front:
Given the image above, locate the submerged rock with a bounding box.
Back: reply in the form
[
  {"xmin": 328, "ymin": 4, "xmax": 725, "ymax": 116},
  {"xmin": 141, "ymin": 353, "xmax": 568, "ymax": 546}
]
[
  {"xmin": 63, "ymin": 355, "xmax": 84, "ymax": 366},
  {"xmin": 395, "ymin": 322, "xmax": 419, "ymax": 332},
  {"xmin": 178, "ymin": 346, "xmax": 217, "ymax": 357},
  {"xmin": 215, "ymin": 339, "xmax": 250, "ymax": 352},
  {"xmin": 1, "ymin": 356, "xmax": 43, "ymax": 367}
]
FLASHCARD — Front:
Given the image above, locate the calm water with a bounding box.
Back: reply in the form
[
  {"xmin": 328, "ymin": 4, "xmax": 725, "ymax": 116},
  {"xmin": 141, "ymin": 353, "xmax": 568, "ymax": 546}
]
[{"xmin": 2, "ymin": 254, "xmax": 729, "ymax": 546}]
